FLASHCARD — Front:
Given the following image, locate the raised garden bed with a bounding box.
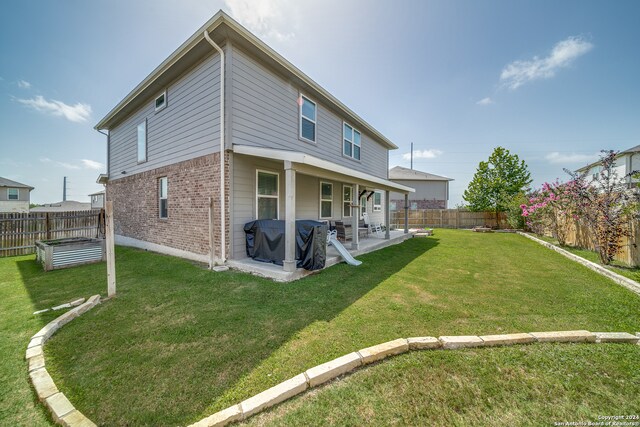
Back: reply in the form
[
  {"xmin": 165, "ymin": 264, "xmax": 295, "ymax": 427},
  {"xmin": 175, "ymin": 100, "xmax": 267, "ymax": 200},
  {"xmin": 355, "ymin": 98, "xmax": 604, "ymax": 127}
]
[{"xmin": 35, "ymin": 237, "xmax": 105, "ymax": 271}]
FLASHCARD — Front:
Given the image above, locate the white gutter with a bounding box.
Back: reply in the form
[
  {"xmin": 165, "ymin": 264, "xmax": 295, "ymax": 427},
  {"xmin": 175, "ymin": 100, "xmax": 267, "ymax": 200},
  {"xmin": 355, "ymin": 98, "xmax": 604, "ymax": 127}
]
[{"xmin": 204, "ymin": 30, "xmax": 226, "ymax": 265}]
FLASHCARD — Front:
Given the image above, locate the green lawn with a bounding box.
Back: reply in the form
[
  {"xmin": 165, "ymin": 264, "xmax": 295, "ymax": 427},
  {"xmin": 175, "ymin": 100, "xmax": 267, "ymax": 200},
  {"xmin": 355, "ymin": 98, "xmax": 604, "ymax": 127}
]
[
  {"xmin": 531, "ymin": 232, "xmax": 640, "ymax": 282},
  {"xmin": 1, "ymin": 229, "xmax": 639, "ymax": 426}
]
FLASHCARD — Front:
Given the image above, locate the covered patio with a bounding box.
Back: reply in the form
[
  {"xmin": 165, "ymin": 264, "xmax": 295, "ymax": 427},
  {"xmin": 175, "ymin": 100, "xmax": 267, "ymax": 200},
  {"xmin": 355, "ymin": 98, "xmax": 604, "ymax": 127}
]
[{"xmin": 229, "ymin": 145, "xmax": 416, "ymax": 280}]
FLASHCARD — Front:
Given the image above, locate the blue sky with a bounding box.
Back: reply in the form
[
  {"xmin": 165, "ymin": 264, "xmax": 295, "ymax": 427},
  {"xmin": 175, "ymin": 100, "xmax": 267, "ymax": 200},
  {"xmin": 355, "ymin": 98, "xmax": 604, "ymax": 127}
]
[{"xmin": 1, "ymin": 0, "xmax": 639, "ymax": 205}]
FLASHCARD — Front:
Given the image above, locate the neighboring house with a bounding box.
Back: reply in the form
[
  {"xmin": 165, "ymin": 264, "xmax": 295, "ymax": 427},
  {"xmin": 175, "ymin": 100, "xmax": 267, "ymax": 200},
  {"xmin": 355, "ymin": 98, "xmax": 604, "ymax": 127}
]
[
  {"xmin": 389, "ymin": 166, "xmax": 453, "ymax": 209},
  {"xmin": 576, "ymin": 145, "xmax": 640, "ymax": 186},
  {"xmin": 89, "ymin": 191, "xmax": 105, "ymax": 209},
  {"xmin": 30, "ymin": 201, "xmax": 92, "ymax": 212},
  {"xmin": 94, "ymin": 11, "xmax": 414, "ymax": 273},
  {"xmin": 0, "ymin": 177, "xmax": 33, "ymax": 213}
]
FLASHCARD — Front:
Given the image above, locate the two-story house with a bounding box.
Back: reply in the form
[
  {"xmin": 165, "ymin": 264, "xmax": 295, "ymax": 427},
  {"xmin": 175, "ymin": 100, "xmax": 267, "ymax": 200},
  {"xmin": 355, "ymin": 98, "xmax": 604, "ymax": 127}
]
[
  {"xmin": 389, "ymin": 166, "xmax": 453, "ymax": 210},
  {"xmin": 576, "ymin": 145, "xmax": 640, "ymax": 186},
  {"xmin": 0, "ymin": 177, "xmax": 33, "ymax": 213},
  {"xmin": 95, "ymin": 11, "xmax": 413, "ymax": 277}
]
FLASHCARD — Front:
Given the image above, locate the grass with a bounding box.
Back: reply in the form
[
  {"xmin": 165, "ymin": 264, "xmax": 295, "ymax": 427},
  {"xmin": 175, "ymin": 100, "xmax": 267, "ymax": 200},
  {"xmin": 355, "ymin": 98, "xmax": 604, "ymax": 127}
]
[
  {"xmin": 1, "ymin": 229, "xmax": 639, "ymax": 426},
  {"xmin": 531, "ymin": 232, "xmax": 640, "ymax": 282}
]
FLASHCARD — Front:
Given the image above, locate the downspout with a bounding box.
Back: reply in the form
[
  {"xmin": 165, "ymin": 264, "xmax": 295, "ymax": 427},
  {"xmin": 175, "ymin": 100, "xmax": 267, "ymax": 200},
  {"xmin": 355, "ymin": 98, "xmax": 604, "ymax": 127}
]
[{"xmin": 204, "ymin": 30, "xmax": 226, "ymax": 264}]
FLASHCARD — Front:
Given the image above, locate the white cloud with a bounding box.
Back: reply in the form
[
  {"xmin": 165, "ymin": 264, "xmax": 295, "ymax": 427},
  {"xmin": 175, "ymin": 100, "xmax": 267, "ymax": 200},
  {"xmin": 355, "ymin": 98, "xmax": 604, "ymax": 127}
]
[
  {"xmin": 17, "ymin": 95, "xmax": 92, "ymax": 123},
  {"xmin": 39, "ymin": 157, "xmax": 80, "ymax": 170},
  {"xmin": 402, "ymin": 149, "xmax": 443, "ymax": 160},
  {"xmin": 17, "ymin": 80, "xmax": 31, "ymax": 89},
  {"xmin": 545, "ymin": 152, "xmax": 599, "ymax": 164},
  {"xmin": 224, "ymin": 0, "xmax": 298, "ymax": 41},
  {"xmin": 476, "ymin": 97, "xmax": 494, "ymax": 105},
  {"xmin": 81, "ymin": 159, "xmax": 105, "ymax": 170},
  {"xmin": 500, "ymin": 36, "xmax": 593, "ymax": 90}
]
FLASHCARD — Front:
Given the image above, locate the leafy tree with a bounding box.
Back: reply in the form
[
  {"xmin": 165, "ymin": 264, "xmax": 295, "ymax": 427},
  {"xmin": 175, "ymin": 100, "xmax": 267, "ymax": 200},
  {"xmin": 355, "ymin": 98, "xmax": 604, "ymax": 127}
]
[{"xmin": 463, "ymin": 146, "xmax": 532, "ymax": 228}]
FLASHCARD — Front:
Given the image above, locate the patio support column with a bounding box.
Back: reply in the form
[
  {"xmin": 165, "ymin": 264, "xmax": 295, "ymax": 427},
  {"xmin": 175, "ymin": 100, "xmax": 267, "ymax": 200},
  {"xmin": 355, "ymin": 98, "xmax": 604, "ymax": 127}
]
[
  {"xmin": 351, "ymin": 184, "xmax": 360, "ymax": 250},
  {"xmin": 385, "ymin": 190, "xmax": 390, "ymax": 239},
  {"xmin": 283, "ymin": 161, "xmax": 297, "ymax": 272},
  {"xmin": 404, "ymin": 193, "xmax": 409, "ymax": 234}
]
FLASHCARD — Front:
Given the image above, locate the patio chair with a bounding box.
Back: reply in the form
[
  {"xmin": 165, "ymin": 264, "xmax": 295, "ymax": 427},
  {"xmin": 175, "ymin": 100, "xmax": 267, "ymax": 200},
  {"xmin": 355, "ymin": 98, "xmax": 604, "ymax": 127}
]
[{"xmin": 362, "ymin": 212, "xmax": 383, "ymax": 237}]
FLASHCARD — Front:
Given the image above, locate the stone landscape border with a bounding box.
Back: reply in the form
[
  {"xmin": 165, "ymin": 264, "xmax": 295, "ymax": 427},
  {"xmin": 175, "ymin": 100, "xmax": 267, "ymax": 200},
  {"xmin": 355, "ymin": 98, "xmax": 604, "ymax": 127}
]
[
  {"xmin": 26, "ymin": 295, "xmax": 101, "ymax": 427},
  {"xmin": 188, "ymin": 330, "xmax": 640, "ymax": 427},
  {"xmin": 518, "ymin": 231, "xmax": 640, "ymax": 296}
]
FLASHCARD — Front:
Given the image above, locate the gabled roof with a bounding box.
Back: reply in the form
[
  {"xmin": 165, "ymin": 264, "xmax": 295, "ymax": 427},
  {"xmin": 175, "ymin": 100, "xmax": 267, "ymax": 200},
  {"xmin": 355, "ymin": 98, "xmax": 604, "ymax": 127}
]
[
  {"xmin": 0, "ymin": 177, "xmax": 34, "ymax": 190},
  {"xmin": 30, "ymin": 201, "xmax": 92, "ymax": 212},
  {"xmin": 95, "ymin": 10, "xmax": 398, "ymax": 150},
  {"xmin": 388, "ymin": 166, "xmax": 453, "ymax": 181}
]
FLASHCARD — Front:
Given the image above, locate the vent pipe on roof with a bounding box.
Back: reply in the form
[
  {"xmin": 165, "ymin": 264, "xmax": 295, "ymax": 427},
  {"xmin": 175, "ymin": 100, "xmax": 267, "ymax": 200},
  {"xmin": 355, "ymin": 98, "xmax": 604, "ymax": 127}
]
[{"xmin": 204, "ymin": 29, "xmax": 226, "ymax": 266}]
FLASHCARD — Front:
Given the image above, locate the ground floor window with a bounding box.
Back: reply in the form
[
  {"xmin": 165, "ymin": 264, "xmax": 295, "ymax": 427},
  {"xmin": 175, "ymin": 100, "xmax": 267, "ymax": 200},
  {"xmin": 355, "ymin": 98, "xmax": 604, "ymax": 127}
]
[
  {"xmin": 320, "ymin": 182, "xmax": 333, "ymax": 218},
  {"xmin": 373, "ymin": 191, "xmax": 382, "ymax": 211},
  {"xmin": 257, "ymin": 170, "xmax": 279, "ymax": 219},
  {"xmin": 158, "ymin": 177, "xmax": 168, "ymax": 218},
  {"xmin": 343, "ymin": 185, "xmax": 352, "ymax": 218}
]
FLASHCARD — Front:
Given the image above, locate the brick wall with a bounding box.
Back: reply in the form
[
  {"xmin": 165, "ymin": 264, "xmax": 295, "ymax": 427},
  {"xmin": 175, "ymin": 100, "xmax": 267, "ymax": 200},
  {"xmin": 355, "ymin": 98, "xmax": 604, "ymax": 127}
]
[
  {"xmin": 391, "ymin": 199, "xmax": 447, "ymax": 210},
  {"xmin": 106, "ymin": 153, "xmax": 230, "ymax": 258}
]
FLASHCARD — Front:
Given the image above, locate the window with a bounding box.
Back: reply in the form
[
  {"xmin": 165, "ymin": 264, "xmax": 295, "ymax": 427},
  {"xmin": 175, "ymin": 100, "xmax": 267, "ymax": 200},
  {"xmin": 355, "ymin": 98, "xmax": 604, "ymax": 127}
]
[
  {"xmin": 137, "ymin": 119, "xmax": 147, "ymax": 163},
  {"xmin": 360, "ymin": 194, "xmax": 367, "ymax": 218},
  {"xmin": 257, "ymin": 171, "xmax": 279, "ymax": 219},
  {"xmin": 373, "ymin": 191, "xmax": 382, "ymax": 212},
  {"xmin": 320, "ymin": 182, "xmax": 333, "ymax": 218},
  {"xmin": 390, "ymin": 201, "xmax": 397, "ymax": 211},
  {"xmin": 159, "ymin": 177, "xmax": 168, "ymax": 218},
  {"xmin": 411, "ymin": 202, "xmax": 418, "ymax": 210},
  {"xmin": 342, "ymin": 185, "xmax": 353, "ymax": 218},
  {"xmin": 155, "ymin": 91, "xmax": 167, "ymax": 112},
  {"xmin": 343, "ymin": 123, "xmax": 361, "ymax": 160},
  {"xmin": 299, "ymin": 95, "xmax": 316, "ymax": 142},
  {"xmin": 7, "ymin": 188, "xmax": 19, "ymax": 200}
]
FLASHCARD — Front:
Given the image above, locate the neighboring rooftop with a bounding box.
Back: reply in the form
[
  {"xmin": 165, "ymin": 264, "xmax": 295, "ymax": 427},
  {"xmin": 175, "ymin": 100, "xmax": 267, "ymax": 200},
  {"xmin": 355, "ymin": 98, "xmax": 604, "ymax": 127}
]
[
  {"xmin": 0, "ymin": 177, "xmax": 34, "ymax": 190},
  {"xmin": 576, "ymin": 144, "xmax": 640, "ymax": 172},
  {"xmin": 389, "ymin": 166, "xmax": 453, "ymax": 181},
  {"xmin": 94, "ymin": 10, "xmax": 398, "ymax": 150},
  {"xmin": 30, "ymin": 201, "xmax": 92, "ymax": 212},
  {"xmin": 88, "ymin": 190, "xmax": 105, "ymax": 197}
]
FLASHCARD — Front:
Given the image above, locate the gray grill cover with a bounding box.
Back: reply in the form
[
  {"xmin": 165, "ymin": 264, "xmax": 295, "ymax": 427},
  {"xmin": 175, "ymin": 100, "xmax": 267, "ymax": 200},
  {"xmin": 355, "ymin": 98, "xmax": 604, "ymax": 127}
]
[{"xmin": 244, "ymin": 220, "xmax": 327, "ymax": 270}]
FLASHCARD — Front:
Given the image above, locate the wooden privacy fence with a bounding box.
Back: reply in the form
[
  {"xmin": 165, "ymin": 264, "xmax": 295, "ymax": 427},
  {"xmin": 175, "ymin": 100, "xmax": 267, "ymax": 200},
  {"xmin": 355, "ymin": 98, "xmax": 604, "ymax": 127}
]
[
  {"xmin": 0, "ymin": 210, "xmax": 104, "ymax": 257},
  {"xmin": 541, "ymin": 217, "xmax": 640, "ymax": 267},
  {"xmin": 391, "ymin": 209, "xmax": 507, "ymax": 229}
]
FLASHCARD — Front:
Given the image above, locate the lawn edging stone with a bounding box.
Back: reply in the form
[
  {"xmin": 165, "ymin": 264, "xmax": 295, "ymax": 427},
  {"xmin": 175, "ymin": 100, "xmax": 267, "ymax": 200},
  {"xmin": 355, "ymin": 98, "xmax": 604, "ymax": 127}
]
[
  {"xmin": 185, "ymin": 328, "xmax": 639, "ymax": 427},
  {"xmin": 25, "ymin": 295, "xmax": 101, "ymax": 427},
  {"xmin": 517, "ymin": 232, "xmax": 640, "ymax": 296},
  {"xmin": 594, "ymin": 332, "xmax": 639, "ymax": 344}
]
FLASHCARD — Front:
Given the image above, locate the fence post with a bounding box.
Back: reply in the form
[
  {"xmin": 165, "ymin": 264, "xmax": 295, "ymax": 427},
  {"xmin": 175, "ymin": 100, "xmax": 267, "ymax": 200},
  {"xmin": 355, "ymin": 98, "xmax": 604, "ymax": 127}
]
[
  {"xmin": 45, "ymin": 212, "xmax": 50, "ymax": 240},
  {"xmin": 105, "ymin": 201, "xmax": 116, "ymax": 297}
]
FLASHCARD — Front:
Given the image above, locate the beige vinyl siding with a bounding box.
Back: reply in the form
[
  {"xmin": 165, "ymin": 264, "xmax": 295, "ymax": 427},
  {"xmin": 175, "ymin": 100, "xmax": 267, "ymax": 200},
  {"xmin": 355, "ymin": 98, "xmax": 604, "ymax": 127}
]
[
  {"xmin": 230, "ymin": 45, "xmax": 388, "ymax": 179},
  {"xmin": 0, "ymin": 187, "xmax": 30, "ymax": 202},
  {"xmin": 390, "ymin": 180, "xmax": 448, "ymax": 201},
  {"xmin": 108, "ymin": 52, "xmax": 221, "ymax": 180}
]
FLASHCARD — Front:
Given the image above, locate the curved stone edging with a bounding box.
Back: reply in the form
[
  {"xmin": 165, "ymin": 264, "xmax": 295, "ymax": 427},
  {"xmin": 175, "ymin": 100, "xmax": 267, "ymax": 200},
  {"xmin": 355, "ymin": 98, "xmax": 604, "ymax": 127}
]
[
  {"xmin": 26, "ymin": 294, "xmax": 101, "ymax": 427},
  {"xmin": 188, "ymin": 330, "xmax": 640, "ymax": 427},
  {"xmin": 518, "ymin": 231, "xmax": 640, "ymax": 296}
]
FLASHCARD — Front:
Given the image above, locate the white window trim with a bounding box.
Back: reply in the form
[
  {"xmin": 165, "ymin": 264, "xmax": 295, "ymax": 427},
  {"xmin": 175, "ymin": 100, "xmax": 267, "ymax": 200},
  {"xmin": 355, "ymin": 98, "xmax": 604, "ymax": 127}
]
[
  {"xmin": 256, "ymin": 169, "xmax": 280, "ymax": 219},
  {"xmin": 299, "ymin": 94, "xmax": 317, "ymax": 143},
  {"xmin": 319, "ymin": 181, "xmax": 333, "ymax": 219},
  {"xmin": 137, "ymin": 119, "xmax": 147, "ymax": 163},
  {"xmin": 158, "ymin": 177, "xmax": 168, "ymax": 219},
  {"xmin": 342, "ymin": 122, "xmax": 361, "ymax": 161},
  {"xmin": 342, "ymin": 185, "xmax": 353, "ymax": 218},
  {"xmin": 360, "ymin": 194, "xmax": 367, "ymax": 219},
  {"xmin": 7, "ymin": 188, "xmax": 19, "ymax": 200},
  {"xmin": 154, "ymin": 90, "xmax": 167, "ymax": 112},
  {"xmin": 373, "ymin": 191, "xmax": 382, "ymax": 212}
]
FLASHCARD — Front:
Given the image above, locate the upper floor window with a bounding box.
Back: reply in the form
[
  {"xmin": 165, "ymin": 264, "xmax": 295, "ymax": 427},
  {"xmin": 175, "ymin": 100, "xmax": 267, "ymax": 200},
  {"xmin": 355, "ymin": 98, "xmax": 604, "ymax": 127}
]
[
  {"xmin": 343, "ymin": 123, "xmax": 361, "ymax": 160},
  {"xmin": 159, "ymin": 177, "xmax": 168, "ymax": 218},
  {"xmin": 155, "ymin": 91, "xmax": 167, "ymax": 112},
  {"xmin": 7, "ymin": 188, "xmax": 19, "ymax": 200},
  {"xmin": 257, "ymin": 170, "xmax": 279, "ymax": 219},
  {"xmin": 137, "ymin": 119, "xmax": 147, "ymax": 163},
  {"xmin": 299, "ymin": 95, "xmax": 316, "ymax": 142}
]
